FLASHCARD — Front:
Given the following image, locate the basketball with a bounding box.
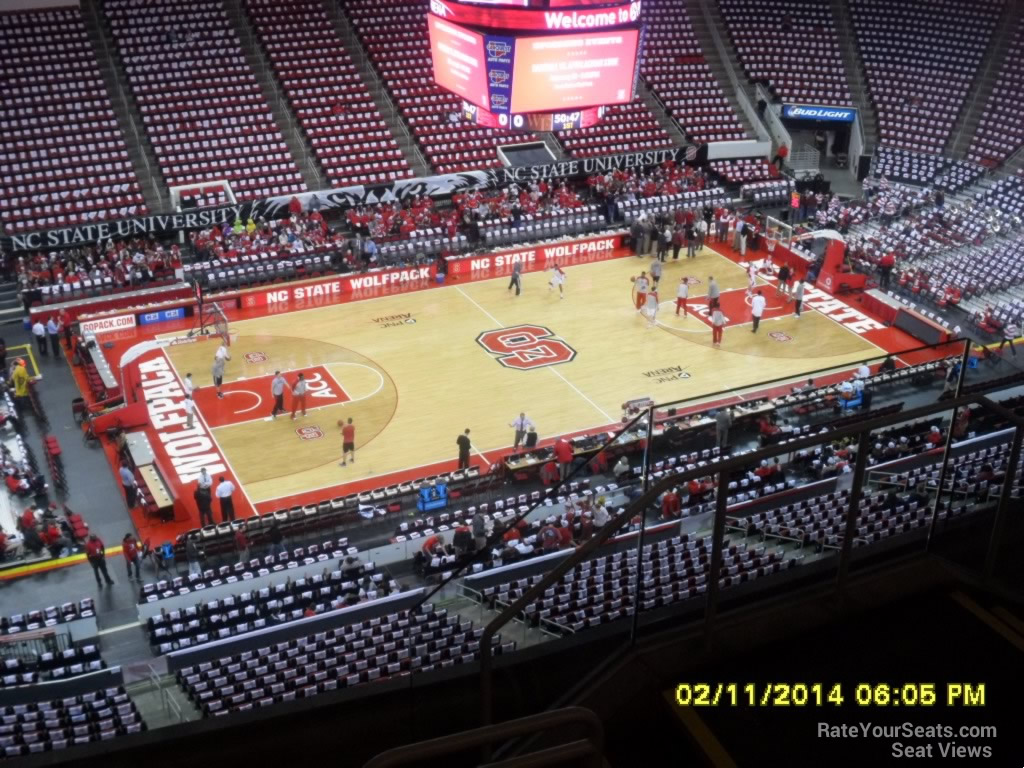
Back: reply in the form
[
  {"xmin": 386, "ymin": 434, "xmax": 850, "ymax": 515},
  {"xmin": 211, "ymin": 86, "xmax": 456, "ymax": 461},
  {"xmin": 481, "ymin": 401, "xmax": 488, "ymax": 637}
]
[{"xmin": 630, "ymin": 276, "xmax": 636, "ymax": 283}]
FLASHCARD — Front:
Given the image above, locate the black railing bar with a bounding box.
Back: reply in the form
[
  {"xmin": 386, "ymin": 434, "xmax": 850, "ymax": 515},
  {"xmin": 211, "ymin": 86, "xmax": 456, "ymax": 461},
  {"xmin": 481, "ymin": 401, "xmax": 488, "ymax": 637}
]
[
  {"xmin": 478, "ymin": 388, "xmax": 1020, "ymax": 726},
  {"xmin": 363, "ymin": 706, "xmax": 603, "ymax": 768}
]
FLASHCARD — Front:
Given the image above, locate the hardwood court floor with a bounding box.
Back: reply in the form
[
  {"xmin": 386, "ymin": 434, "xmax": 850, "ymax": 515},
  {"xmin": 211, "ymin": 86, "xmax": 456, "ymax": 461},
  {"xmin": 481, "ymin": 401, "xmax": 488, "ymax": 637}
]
[{"xmin": 162, "ymin": 247, "xmax": 877, "ymax": 505}]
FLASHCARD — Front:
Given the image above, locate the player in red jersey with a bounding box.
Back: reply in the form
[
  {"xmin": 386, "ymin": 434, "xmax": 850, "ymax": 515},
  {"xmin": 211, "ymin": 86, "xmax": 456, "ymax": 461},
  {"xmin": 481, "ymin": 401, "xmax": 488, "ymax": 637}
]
[{"xmin": 338, "ymin": 417, "xmax": 356, "ymax": 466}]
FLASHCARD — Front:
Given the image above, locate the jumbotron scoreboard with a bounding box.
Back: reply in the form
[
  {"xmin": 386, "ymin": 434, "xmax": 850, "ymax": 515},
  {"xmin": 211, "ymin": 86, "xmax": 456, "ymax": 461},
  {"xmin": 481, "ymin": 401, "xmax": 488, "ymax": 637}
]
[{"xmin": 428, "ymin": 0, "xmax": 644, "ymax": 131}]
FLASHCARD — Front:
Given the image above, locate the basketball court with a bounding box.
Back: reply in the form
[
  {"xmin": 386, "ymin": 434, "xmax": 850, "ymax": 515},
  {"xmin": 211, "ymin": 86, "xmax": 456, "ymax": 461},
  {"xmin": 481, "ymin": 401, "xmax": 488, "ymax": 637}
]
[{"xmin": 157, "ymin": 242, "xmax": 890, "ymax": 515}]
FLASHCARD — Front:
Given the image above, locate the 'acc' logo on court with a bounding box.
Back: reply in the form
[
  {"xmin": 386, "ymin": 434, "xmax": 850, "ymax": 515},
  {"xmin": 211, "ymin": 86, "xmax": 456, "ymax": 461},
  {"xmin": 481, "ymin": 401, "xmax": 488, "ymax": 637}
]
[
  {"xmin": 476, "ymin": 324, "xmax": 576, "ymax": 370},
  {"xmin": 296, "ymin": 426, "xmax": 324, "ymax": 440}
]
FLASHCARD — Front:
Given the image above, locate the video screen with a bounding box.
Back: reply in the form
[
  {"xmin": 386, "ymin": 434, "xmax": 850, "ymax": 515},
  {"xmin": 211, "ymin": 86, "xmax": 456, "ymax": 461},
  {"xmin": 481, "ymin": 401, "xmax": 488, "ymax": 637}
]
[
  {"xmin": 429, "ymin": 0, "xmax": 637, "ymax": 32},
  {"xmin": 427, "ymin": 14, "xmax": 489, "ymax": 109},
  {"xmin": 510, "ymin": 28, "xmax": 639, "ymax": 112}
]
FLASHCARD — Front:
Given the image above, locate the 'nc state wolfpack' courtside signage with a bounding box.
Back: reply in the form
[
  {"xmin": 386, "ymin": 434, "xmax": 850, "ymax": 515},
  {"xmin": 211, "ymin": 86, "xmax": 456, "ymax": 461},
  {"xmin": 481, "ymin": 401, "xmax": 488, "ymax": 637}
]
[{"xmin": 781, "ymin": 104, "xmax": 857, "ymax": 123}]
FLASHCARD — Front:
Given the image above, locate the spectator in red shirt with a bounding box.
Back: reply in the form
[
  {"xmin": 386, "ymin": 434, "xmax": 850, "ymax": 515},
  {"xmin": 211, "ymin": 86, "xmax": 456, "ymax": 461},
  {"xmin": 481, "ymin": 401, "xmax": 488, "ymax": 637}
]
[
  {"xmin": 556, "ymin": 522, "xmax": 574, "ymax": 548},
  {"xmin": 421, "ymin": 535, "xmax": 442, "ymax": 557},
  {"xmin": 772, "ymin": 143, "xmax": 789, "ymax": 170},
  {"xmin": 122, "ymin": 533, "xmax": 142, "ymax": 580},
  {"xmin": 502, "ymin": 527, "xmax": 521, "ymax": 544},
  {"xmin": 554, "ymin": 437, "xmax": 574, "ymax": 481},
  {"xmin": 588, "ymin": 451, "xmax": 609, "ymax": 476},
  {"xmin": 927, "ymin": 426, "xmax": 943, "ymax": 447},
  {"xmin": 540, "ymin": 524, "xmax": 560, "ymax": 552},
  {"xmin": 19, "ymin": 507, "xmax": 35, "ymax": 532},
  {"xmin": 661, "ymin": 487, "xmax": 682, "ymax": 520},
  {"xmin": 234, "ymin": 528, "xmax": 249, "ymax": 564},
  {"xmin": 540, "ymin": 460, "xmax": 559, "ymax": 487},
  {"xmin": 288, "ymin": 196, "xmax": 303, "ymax": 216},
  {"xmin": 41, "ymin": 522, "xmax": 64, "ymax": 557},
  {"xmin": 8, "ymin": 475, "xmax": 25, "ymax": 496},
  {"xmin": 757, "ymin": 416, "xmax": 781, "ymax": 438},
  {"xmin": 86, "ymin": 534, "xmax": 114, "ymax": 587},
  {"xmin": 879, "ymin": 251, "xmax": 896, "ymax": 290}
]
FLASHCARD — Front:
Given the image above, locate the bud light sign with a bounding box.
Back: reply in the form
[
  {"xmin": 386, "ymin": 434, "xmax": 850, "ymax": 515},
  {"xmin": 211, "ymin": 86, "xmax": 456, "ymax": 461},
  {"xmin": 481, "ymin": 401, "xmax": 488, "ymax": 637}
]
[{"xmin": 782, "ymin": 104, "xmax": 856, "ymax": 123}]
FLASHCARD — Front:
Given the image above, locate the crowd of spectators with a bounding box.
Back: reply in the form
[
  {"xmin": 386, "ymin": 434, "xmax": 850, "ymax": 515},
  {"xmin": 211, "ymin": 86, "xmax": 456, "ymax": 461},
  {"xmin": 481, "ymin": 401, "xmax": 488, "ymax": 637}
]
[
  {"xmin": 12, "ymin": 237, "xmax": 181, "ymax": 310},
  {"xmin": 7, "ymin": 161, "xmax": 744, "ymax": 311},
  {"xmin": 190, "ymin": 208, "xmax": 337, "ymax": 263},
  {"xmin": 1, "ymin": 504, "xmax": 79, "ymax": 564}
]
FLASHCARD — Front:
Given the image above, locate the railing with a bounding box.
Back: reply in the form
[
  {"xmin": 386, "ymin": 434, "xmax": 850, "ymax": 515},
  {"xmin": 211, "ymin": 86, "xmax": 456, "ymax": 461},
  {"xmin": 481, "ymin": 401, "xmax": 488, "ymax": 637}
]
[
  {"xmin": 788, "ymin": 145, "xmax": 820, "ymax": 176},
  {"xmin": 0, "ymin": 627, "xmax": 67, "ymax": 664},
  {"xmin": 364, "ymin": 707, "xmax": 605, "ymax": 768},
  {"xmin": 473, "ymin": 340, "xmax": 1024, "ymax": 728},
  {"xmin": 755, "ymin": 84, "xmax": 791, "ymax": 153},
  {"xmin": 411, "ymin": 338, "xmax": 988, "ymax": 614},
  {"xmin": 147, "ymin": 663, "xmax": 188, "ymax": 724}
]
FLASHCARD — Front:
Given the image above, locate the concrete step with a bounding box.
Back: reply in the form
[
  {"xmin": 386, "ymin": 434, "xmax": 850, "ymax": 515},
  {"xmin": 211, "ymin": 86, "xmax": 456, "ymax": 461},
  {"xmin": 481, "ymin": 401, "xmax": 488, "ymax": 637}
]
[
  {"xmin": 945, "ymin": 1, "xmax": 1021, "ymax": 160},
  {"xmin": 0, "ymin": 307, "xmax": 26, "ymax": 324},
  {"xmin": 80, "ymin": 0, "xmax": 169, "ymax": 212},
  {"xmin": 684, "ymin": 0, "xmax": 757, "ymax": 139},
  {"xmin": 639, "ymin": 87, "xmax": 689, "ymax": 149},
  {"xmin": 831, "ymin": 0, "xmax": 878, "ymax": 151},
  {"xmin": 222, "ymin": 0, "xmax": 327, "ymax": 191},
  {"xmin": 325, "ymin": 0, "xmax": 432, "ymax": 178},
  {"xmin": 539, "ymin": 133, "xmax": 568, "ymax": 162}
]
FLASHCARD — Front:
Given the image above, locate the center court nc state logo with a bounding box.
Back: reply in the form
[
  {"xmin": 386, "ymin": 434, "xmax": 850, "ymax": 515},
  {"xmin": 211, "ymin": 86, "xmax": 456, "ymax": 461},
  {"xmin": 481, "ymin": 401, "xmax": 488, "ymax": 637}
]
[
  {"xmin": 477, "ymin": 324, "xmax": 576, "ymax": 370},
  {"xmin": 244, "ymin": 352, "xmax": 268, "ymax": 363},
  {"xmin": 296, "ymin": 426, "xmax": 324, "ymax": 440}
]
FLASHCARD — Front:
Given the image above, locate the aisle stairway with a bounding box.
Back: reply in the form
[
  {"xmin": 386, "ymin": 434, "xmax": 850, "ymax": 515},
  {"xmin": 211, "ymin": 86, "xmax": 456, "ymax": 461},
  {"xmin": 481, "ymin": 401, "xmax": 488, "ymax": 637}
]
[
  {"xmin": 221, "ymin": 0, "xmax": 326, "ymax": 191},
  {"xmin": 320, "ymin": 0, "xmax": 431, "ymax": 178},
  {"xmin": 81, "ymin": 1, "xmax": 167, "ymax": 213},
  {"xmin": 684, "ymin": 0, "xmax": 757, "ymax": 139},
  {"xmin": 0, "ymin": 282, "xmax": 24, "ymax": 325},
  {"xmin": 946, "ymin": 0, "xmax": 1022, "ymax": 160},
  {"xmin": 831, "ymin": 0, "xmax": 878, "ymax": 150}
]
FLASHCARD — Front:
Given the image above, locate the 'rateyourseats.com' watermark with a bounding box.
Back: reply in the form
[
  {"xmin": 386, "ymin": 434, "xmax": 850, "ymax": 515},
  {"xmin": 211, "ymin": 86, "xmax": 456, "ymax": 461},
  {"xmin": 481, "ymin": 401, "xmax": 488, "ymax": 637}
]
[{"xmin": 818, "ymin": 722, "xmax": 997, "ymax": 759}]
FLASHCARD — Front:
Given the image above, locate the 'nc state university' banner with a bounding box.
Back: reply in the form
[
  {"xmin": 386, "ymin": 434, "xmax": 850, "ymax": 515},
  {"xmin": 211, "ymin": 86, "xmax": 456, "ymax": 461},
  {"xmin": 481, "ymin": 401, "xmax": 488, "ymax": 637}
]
[{"xmin": 0, "ymin": 147, "xmax": 691, "ymax": 253}]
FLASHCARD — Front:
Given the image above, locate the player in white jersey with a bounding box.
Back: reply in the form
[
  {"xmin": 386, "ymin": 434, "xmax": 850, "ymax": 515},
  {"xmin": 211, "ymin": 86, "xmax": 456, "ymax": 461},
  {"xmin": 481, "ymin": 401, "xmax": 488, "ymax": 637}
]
[
  {"xmin": 633, "ymin": 272, "xmax": 650, "ymax": 312},
  {"xmin": 644, "ymin": 289, "xmax": 660, "ymax": 327},
  {"xmin": 548, "ymin": 263, "xmax": 566, "ymax": 298},
  {"xmin": 675, "ymin": 277, "xmax": 689, "ymax": 317},
  {"xmin": 746, "ymin": 262, "xmax": 757, "ymax": 296}
]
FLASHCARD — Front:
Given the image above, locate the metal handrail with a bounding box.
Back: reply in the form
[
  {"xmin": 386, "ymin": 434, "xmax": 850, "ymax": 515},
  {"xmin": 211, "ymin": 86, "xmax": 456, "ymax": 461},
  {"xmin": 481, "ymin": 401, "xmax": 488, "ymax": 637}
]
[
  {"xmin": 363, "ymin": 706, "xmax": 604, "ymax": 768},
  {"xmin": 478, "ymin": 376, "xmax": 1024, "ymax": 727},
  {"xmin": 755, "ymin": 83, "xmax": 791, "ymax": 152}
]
